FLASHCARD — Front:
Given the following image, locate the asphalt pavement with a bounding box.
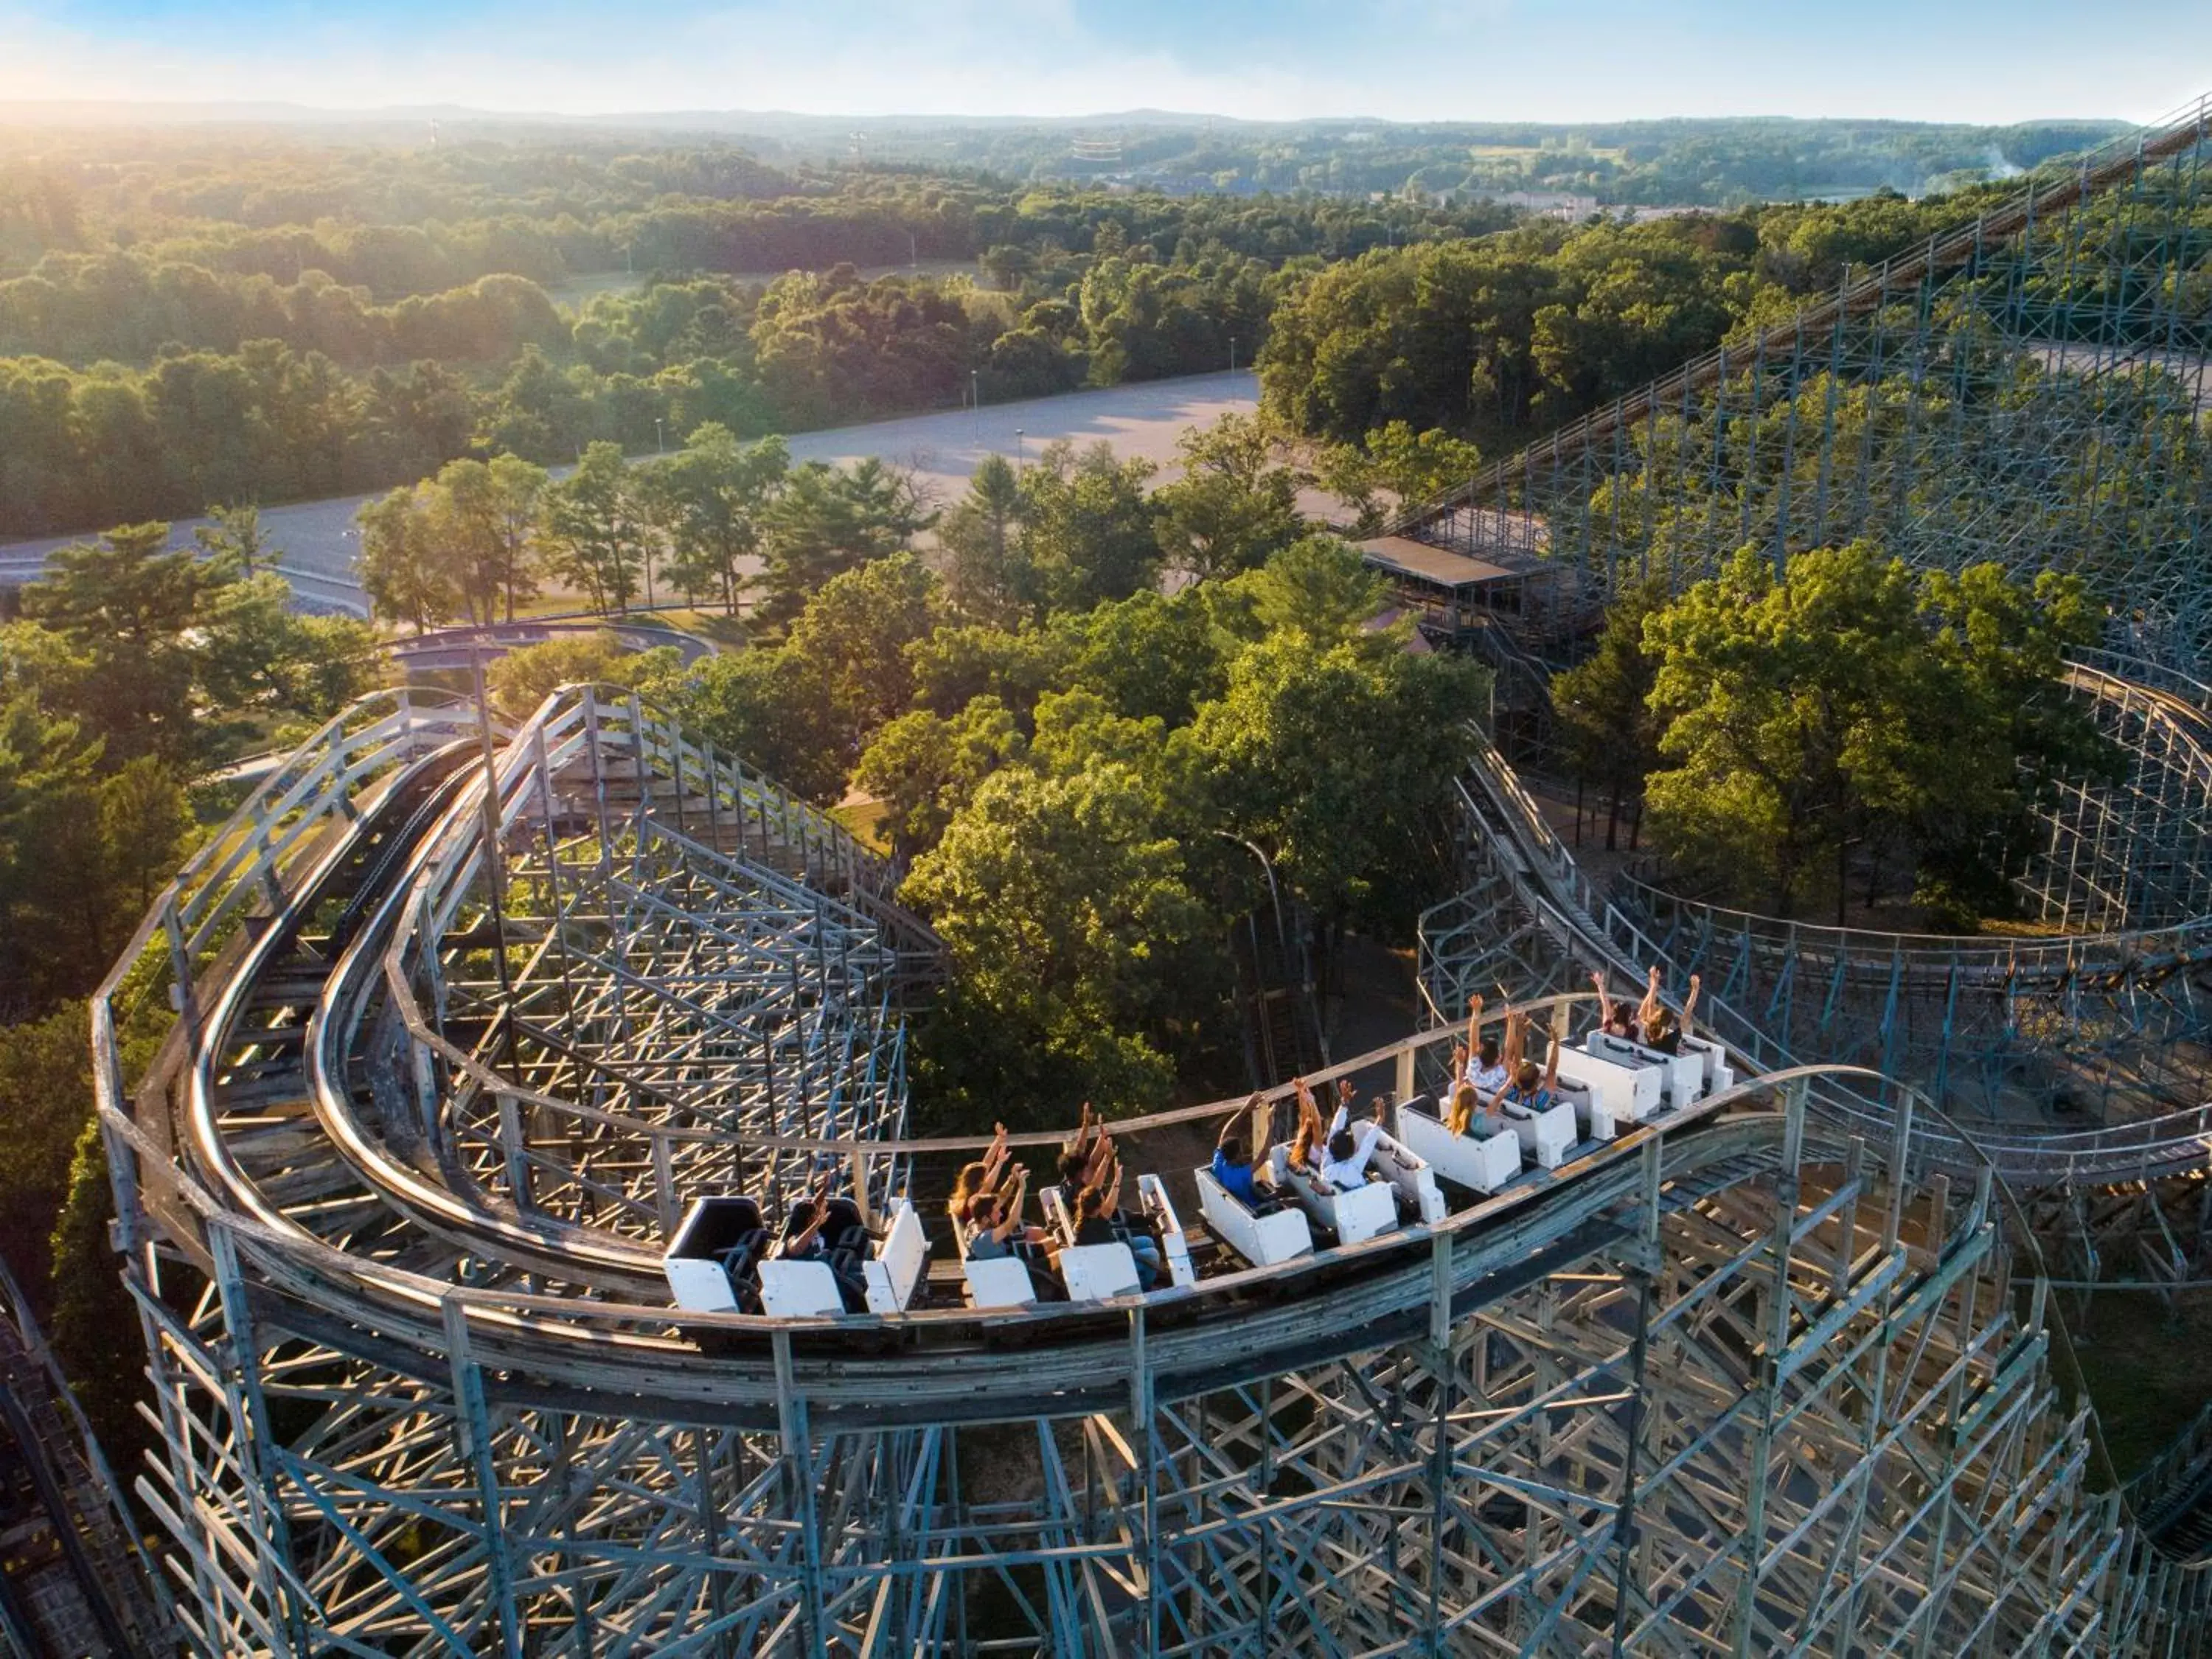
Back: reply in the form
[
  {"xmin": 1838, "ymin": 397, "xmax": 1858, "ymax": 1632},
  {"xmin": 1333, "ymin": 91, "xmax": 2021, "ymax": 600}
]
[{"xmin": 0, "ymin": 369, "xmax": 1262, "ymax": 613}]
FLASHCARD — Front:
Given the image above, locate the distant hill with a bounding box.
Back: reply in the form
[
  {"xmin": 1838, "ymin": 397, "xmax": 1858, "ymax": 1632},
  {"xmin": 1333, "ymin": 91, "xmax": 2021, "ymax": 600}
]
[{"xmin": 0, "ymin": 100, "xmax": 2133, "ymax": 206}]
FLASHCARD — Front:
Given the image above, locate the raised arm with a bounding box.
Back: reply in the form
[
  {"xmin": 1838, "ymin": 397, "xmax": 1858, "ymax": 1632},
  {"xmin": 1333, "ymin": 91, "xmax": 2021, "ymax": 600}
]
[
  {"xmin": 1501, "ymin": 1009, "xmax": 1527, "ymax": 1078},
  {"xmin": 1542, "ymin": 1033, "xmax": 1561, "ymax": 1093},
  {"xmin": 997, "ymin": 1169, "xmax": 1029, "ymax": 1240},
  {"xmin": 1082, "ymin": 1130, "xmax": 1114, "ymax": 1185},
  {"xmin": 1587, "ymin": 970, "xmax": 1615, "ymax": 1030},
  {"xmin": 981, "ymin": 1123, "xmax": 1010, "ymax": 1186},
  {"xmin": 1222, "ymin": 1092, "xmax": 1268, "ymax": 1153},
  {"xmin": 788, "ymin": 1176, "xmax": 834, "ymax": 1253},
  {"xmin": 1466, "ymin": 990, "xmax": 1485, "ymax": 1058},
  {"xmin": 1637, "ymin": 964, "xmax": 1664, "ymax": 1032},
  {"xmin": 1682, "ymin": 973, "xmax": 1701, "ymax": 1040}
]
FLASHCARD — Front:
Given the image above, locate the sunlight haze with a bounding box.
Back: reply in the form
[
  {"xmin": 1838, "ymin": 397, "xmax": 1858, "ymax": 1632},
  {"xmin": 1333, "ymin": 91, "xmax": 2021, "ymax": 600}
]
[{"xmin": 4, "ymin": 0, "xmax": 2208, "ymax": 121}]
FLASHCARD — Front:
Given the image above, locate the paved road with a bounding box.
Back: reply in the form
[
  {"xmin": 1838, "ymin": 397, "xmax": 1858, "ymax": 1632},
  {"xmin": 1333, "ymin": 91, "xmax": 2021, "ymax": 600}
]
[{"xmin": 0, "ymin": 370, "xmax": 1262, "ymax": 613}]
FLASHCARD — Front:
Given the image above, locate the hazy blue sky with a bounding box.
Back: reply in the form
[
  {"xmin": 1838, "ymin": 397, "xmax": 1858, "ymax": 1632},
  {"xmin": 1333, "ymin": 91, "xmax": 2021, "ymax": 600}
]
[{"xmin": 4, "ymin": 0, "xmax": 2208, "ymax": 122}]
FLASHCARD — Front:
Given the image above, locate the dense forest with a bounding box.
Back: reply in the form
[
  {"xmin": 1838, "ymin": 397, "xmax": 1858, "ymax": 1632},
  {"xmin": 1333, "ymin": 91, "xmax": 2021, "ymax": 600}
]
[
  {"xmin": 0, "ymin": 130, "xmax": 1524, "ymax": 538},
  {"xmin": 0, "ymin": 116, "xmax": 2121, "ymax": 543}
]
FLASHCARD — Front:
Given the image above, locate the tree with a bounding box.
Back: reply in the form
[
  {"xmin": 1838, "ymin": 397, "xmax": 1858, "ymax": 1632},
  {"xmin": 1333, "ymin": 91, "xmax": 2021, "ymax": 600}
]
[
  {"xmin": 355, "ymin": 487, "xmax": 454, "ymax": 634},
  {"xmin": 48, "ymin": 1119, "xmax": 145, "ymax": 1467},
  {"xmin": 196, "ymin": 572, "xmax": 381, "ymax": 727},
  {"xmin": 193, "ymin": 501, "xmax": 274, "ymax": 575},
  {"xmin": 1908, "ymin": 563, "xmax": 2113, "ymax": 920},
  {"xmin": 0, "ymin": 693, "xmax": 103, "ymax": 1006},
  {"xmin": 486, "ymin": 454, "xmax": 549, "ymax": 621},
  {"xmin": 855, "ymin": 696, "xmax": 1025, "ymax": 860},
  {"xmin": 908, "ymin": 623, "xmax": 1074, "ymax": 723},
  {"xmin": 1152, "ymin": 413, "xmax": 1304, "ymax": 582},
  {"xmin": 279, "ymin": 615, "xmax": 386, "ymax": 719},
  {"xmin": 20, "ymin": 522, "xmax": 218, "ymax": 763},
  {"xmin": 645, "ymin": 648, "xmax": 846, "ymax": 805},
  {"xmin": 99, "ymin": 757, "xmax": 192, "ymax": 917},
  {"xmin": 424, "ymin": 458, "xmax": 512, "ymax": 625},
  {"xmin": 1551, "ymin": 579, "xmax": 1664, "ymax": 850},
  {"xmin": 784, "ymin": 553, "xmax": 943, "ymax": 761},
  {"xmin": 936, "ymin": 453, "xmax": 1027, "ymax": 625},
  {"xmin": 1015, "ymin": 440, "xmax": 1159, "ymax": 613},
  {"xmin": 1642, "ymin": 542, "xmax": 1943, "ymax": 921},
  {"xmin": 1179, "ymin": 633, "xmax": 1487, "ymax": 942},
  {"xmin": 1318, "ymin": 420, "xmax": 1484, "ymax": 535},
  {"xmin": 1055, "ymin": 589, "xmax": 1227, "ymax": 726},
  {"xmin": 0, "ymin": 1004, "xmax": 95, "ymax": 1295},
  {"xmin": 645, "ymin": 425, "xmax": 788, "ymax": 616},
  {"xmin": 757, "ymin": 457, "xmax": 933, "ymax": 627},
  {"xmin": 487, "ymin": 633, "xmax": 675, "ymax": 719},
  {"xmin": 540, "ymin": 441, "xmax": 650, "ymax": 615},
  {"xmin": 903, "ymin": 763, "xmax": 1211, "ymax": 1122},
  {"xmin": 1230, "ymin": 534, "xmax": 1388, "ymax": 647}
]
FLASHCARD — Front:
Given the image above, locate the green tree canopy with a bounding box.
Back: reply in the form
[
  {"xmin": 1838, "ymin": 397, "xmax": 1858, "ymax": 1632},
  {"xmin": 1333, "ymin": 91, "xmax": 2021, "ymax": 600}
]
[
  {"xmin": 355, "ymin": 486, "xmax": 455, "ymax": 634},
  {"xmin": 1151, "ymin": 413, "xmax": 1304, "ymax": 583},
  {"xmin": 783, "ymin": 552, "xmax": 944, "ymax": 762},
  {"xmin": 855, "ymin": 696, "xmax": 1026, "ymax": 862},
  {"xmin": 643, "ymin": 647, "xmax": 846, "ymax": 805},
  {"xmin": 1178, "ymin": 633, "xmax": 1487, "ymax": 936},
  {"xmin": 641, "ymin": 425, "xmax": 787, "ymax": 616},
  {"xmin": 541, "ymin": 440, "xmax": 651, "ymax": 615},
  {"xmin": 757, "ymin": 456, "xmax": 933, "ymax": 627},
  {"xmin": 19, "ymin": 521, "xmax": 218, "ymax": 763},
  {"xmin": 1641, "ymin": 542, "xmax": 2112, "ymax": 923},
  {"xmin": 903, "ymin": 762, "xmax": 1212, "ymax": 1124},
  {"xmin": 1551, "ymin": 577, "xmax": 1664, "ymax": 850}
]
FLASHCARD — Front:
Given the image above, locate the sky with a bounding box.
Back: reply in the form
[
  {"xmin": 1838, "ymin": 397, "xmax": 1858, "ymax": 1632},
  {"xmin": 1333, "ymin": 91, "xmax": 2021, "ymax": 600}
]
[{"xmin": 2, "ymin": 0, "xmax": 2208, "ymax": 125}]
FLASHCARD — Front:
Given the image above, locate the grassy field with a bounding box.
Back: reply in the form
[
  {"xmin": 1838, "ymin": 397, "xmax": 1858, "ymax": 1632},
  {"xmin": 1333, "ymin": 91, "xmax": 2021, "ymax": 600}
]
[{"xmin": 830, "ymin": 797, "xmax": 891, "ymax": 855}]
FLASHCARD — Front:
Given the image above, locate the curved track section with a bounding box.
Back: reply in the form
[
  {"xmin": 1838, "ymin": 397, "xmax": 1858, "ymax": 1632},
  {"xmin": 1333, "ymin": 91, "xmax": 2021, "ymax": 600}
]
[
  {"xmin": 1423, "ymin": 711, "xmax": 2212, "ymax": 1186},
  {"xmin": 86, "ymin": 684, "xmax": 2212, "ymax": 1655}
]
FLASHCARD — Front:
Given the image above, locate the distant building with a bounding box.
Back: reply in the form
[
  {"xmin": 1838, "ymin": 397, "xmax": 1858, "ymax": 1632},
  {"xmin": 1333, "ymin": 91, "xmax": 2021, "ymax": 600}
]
[{"xmin": 1482, "ymin": 189, "xmax": 1600, "ymax": 220}]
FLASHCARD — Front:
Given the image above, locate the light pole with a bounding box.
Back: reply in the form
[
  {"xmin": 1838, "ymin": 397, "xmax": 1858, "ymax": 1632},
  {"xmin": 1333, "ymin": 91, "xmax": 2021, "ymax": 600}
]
[
  {"xmin": 1014, "ymin": 428, "xmax": 1024, "ymax": 470},
  {"xmin": 653, "ymin": 417, "xmax": 665, "ymax": 456},
  {"xmin": 1229, "ymin": 335, "xmax": 1237, "ymax": 375},
  {"xmin": 971, "ymin": 367, "xmax": 979, "ymax": 417},
  {"xmin": 1213, "ymin": 832, "xmax": 1326, "ymax": 1068}
]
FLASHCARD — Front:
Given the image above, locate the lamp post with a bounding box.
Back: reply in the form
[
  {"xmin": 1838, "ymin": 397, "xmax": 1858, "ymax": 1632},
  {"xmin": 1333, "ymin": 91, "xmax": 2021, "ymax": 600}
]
[
  {"xmin": 1212, "ymin": 832, "xmax": 1327, "ymax": 1066},
  {"xmin": 971, "ymin": 368, "xmax": 979, "ymax": 416},
  {"xmin": 653, "ymin": 417, "xmax": 665, "ymax": 456},
  {"xmin": 1014, "ymin": 428, "xmax": 1024, "ymax": 469},
  {"xmin": 1229, "ymin": 335, "xmax": 1237, "ymax": 375}
]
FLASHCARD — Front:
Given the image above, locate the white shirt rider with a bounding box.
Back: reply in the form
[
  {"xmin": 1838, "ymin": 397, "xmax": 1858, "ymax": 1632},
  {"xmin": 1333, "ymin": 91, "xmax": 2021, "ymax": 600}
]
[
  {"xmin": 1465, "ymin": 1055, "xmax": 1510, "ymax": 1099},
  {"xmin": 1318, "ymin": 1104, "xmax": 1403, "ymax": 1192}
]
